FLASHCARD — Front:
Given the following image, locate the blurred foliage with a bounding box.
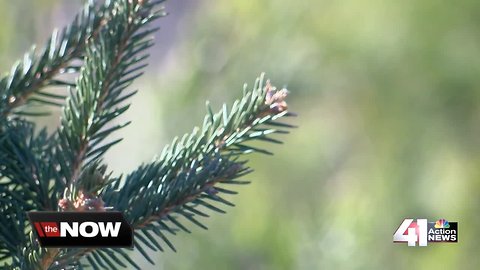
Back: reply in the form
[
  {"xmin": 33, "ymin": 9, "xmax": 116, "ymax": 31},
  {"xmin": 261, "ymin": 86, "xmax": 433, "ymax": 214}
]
[{"xmin": 4, "ymin": 0, "xmax": 480, "ymax": 269}]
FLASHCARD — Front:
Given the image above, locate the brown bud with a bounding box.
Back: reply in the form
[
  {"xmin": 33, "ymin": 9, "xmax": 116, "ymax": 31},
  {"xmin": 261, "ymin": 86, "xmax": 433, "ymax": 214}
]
[{"xmin": 265, "ymin": 80, "xmax": 288, "ymax": 113}]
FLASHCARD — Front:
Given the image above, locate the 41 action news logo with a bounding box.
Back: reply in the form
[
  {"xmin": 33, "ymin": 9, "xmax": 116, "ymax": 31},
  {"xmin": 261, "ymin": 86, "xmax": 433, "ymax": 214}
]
[{"xmin": 393, "ymin": 218, "xmax": 458, "ymax": 246}]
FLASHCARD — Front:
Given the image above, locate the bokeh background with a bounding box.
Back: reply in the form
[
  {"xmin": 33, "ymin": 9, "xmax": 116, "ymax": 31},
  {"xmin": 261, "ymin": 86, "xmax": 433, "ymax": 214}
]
[{"xmin": 2, "ymin": 0, "xmax": 480, "ymax": 269}]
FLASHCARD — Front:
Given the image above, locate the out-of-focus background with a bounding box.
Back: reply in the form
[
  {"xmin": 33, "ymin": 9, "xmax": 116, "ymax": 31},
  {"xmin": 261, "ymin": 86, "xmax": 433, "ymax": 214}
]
[{"xmin": 2, "ymin": 0, "xmax": 480, "ymax": 269}]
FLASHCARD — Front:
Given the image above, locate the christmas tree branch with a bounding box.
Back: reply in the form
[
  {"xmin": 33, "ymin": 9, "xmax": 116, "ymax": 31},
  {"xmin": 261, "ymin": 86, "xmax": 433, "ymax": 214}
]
[
  {"xmin": 0, "ymin": 1, "xmax": 296, "ymax": 269},
  {"xmin": 0, "ymin": 120, "xmax": 56, "ymax": 210},
  {"xmin": 41, "ymin": 75, "xmax": 294, "ymax": 269},
  {"xmin": 129, "ymin": 76, "xmax": 292, "ymax": 230},
  {"xmin": 93, "ymin": 75, "xmax": 293, "ymax": 268},
  {"xmin": 10, "ymin": 1, "xmax": 165, "ymax": 269},
  {"xmin": 55, "ymin": 0, "xmax": 164, "ymax": 193},
  {"xmin": 0, "ymin": 1, "xmax": 104, "ymax": 118}
]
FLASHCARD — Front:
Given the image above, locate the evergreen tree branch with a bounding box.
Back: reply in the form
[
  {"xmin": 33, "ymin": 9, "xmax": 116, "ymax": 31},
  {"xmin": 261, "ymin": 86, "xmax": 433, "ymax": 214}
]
[
  {"xmin": 128, "ymin": 75, "xmax": 293, "ymax": 230},
  {"xmin": 55, "ymin": 0, "xmax": 164, "ymax": 191},
  {"xmin": 0, "ymin": 0, "xmax": 107, "ymax": 214},
  {"xmin": 0, "ymin": 1, "xmax": 296, "ymax": 269},
  {"xmin": 0, "ymin": 1, "xmax": 103, "ymax": 118},
  {"xmin": 0, "ymin": 197, "xmax": 30, "ymax": 264},
  {"xmin": 70, "ymin": 75, "xmax": 294, "ymax": 269},
  {"xmin": 0, "ymin": 120, "xmax": 63, "ymax": 269},
  {"xmin": 0, "ymin": 120, "xmax": 59, "ymax": 211},
  {"xmin": 7, "ymin": 1, "xmax": 166, "ymax": 269},
  {"xmin": 36, "ymin": 75, "xmax": 294, "ymax": 270}
]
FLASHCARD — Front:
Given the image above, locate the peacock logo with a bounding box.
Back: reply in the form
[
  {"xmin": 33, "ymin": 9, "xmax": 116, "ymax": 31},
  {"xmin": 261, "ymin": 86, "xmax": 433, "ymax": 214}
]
[{"xmin": 434, "ymin": 219, "xmax": 450, "ymax": 229}]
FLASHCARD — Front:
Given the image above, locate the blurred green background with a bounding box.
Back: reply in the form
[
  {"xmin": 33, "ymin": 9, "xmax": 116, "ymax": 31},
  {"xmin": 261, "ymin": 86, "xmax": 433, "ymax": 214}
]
[{"xmin": 2, "ymin": 0, "xmax": 480, "ymax": 269}]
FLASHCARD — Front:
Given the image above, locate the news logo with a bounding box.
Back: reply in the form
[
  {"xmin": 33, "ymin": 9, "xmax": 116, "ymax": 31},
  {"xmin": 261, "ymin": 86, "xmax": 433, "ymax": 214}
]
[
  {"xmin": 27, "ymin": 211, "xmax": 133, "ymax": 247},
  {"xmin": 393, "ymin": 218, "xmax": 458, "ymax": 246}
]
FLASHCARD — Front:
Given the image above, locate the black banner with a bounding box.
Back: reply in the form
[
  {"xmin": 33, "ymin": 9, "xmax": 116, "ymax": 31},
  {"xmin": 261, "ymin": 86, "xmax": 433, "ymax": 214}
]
[{"xmin": 27, "ymin": 211, "xmax": 133, "ymax": 247}]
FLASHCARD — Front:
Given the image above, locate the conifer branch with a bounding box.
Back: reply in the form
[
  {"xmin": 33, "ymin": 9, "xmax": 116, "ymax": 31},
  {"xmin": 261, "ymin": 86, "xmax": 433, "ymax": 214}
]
[
  {"xmin": 0, "ymin": 1, "xmax": 103, "ymax": 118},
  {"xmin": 0, "ymin": 1, "xmax": 296, "ymax": 269},
  {"xmin": 56, "ymin": 0, "xmax": 164, "ymax": 192},
  {"xmin": 32, "ymin": 1, "xmax": 165, "ymax": 269},
  {"xmin": 129, "ymin": 76, "xmax": 293, "ymax": 230},
  {"xmin": 92, "ymin": 75, "xmax": 293, "ymax": 269},
  {"xmin": 40, "ymin": 75, "xmax": 294, "ymax": 270}
]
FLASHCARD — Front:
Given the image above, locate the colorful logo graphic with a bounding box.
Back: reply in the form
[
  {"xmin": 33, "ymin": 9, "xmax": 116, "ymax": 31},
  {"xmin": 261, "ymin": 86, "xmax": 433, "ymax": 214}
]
[
  {"xmin": 393, "ymin": 218, "xmax": 458, "ymax": 246},
  {"xmin": 434, "ymin": 219, "xmax": 450, "ymax": 228}
]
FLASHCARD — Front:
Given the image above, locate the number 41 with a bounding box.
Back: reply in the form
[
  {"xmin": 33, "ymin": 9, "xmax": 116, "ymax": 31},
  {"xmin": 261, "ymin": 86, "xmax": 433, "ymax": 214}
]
[{"xmin": 393, "ymin": 219, "xmax": 427, "ymax": 246}]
